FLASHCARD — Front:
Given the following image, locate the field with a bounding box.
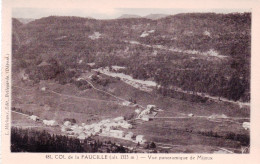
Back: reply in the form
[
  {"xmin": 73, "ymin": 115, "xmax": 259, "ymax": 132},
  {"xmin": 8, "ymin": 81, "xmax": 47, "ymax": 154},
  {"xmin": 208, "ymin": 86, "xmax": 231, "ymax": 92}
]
[{"xmin": 11, "ymin": 69, "xmax": 250, "ymax": 153}]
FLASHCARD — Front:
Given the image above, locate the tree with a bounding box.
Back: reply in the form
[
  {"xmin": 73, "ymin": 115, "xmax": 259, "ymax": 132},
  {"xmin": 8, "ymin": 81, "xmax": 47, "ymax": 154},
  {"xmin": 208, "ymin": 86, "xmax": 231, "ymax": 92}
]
[
  {"xmin": 227, "ymin": 74, "xmax": 245, "ymax": 101},
  {"xmin": 150, "ymin": 142, "xmax": 156, "ymax": 148}
]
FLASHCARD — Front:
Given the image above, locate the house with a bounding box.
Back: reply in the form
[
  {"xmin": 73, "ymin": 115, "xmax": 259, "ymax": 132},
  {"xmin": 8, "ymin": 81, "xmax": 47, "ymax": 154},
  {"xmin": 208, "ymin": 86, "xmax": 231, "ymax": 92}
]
[
  {"xmin": 77, "ymin": 133, "xmax": 86, "ymax": 140},
  {"xmin": 38, "ymin": 61, "xmax": 51, "ymax": 67},
  {"xmin": 61, "ymin": 126, "xmax": 68, "ymax": 132},
  {"xmin": 138, "ymin": 105, "xmax": 158, "ymax": 119},
  {"xmin": 93, "ymin": 126, "xmax": 101, "ymax": 133},
  {"xmin": 63, "ymin": 121, "xmax": 71, "ymax": 127},
  {"xmin": 114, "ymin": 116, "xmax": 124, "ymax": 122},
  {"xmin": 122, "ymin": 101, "xmax": 131, "ymax": 106},
  {"xmin": 120, "ymin": 122, "xmax": 133, "ymax": 129},
  {"xmin": 67, "ymin": 131, "xmax": 75, "ymax": 135},
  {"xmin": 41, "ymin": 87, "xmax": 46, "ymax": 91},
  {"xmin": 141, "ymin": 116, "xmax": 150, "ymax": 121},
  {"xmin": 125, "ymin": 132, "xmax": 134, "ymax": 140},
  {"xmin": 242, "ymin": 122, "xmax": 250, "ymax": 130},
  {"xmin": 208, "ymin": 114, "xmax": 228, "ymax": 119},
  {"xmin": 85, "ymin": 131, "xmax": 95, "ymax": 137},
  {"xmin": 109, "ymin": 130, "xmax": 124, "ymax": 138},
  {"xmin": 136, "ymin": 135, "xmax": 146, "ymax": 144},
  {"xmin": 89, "ymin": 32, "xmax": 101, "ymax": 40},
  {"xmin": 43, "ymin": 120, "xmax": 58, "ymax": 126},
  {"xmin": 135, "ymin": 109, "xmax": 141, "ymax": 114},
  {"xmin": 100, "ymin": 119, "xmax": 111, "ymax": 125},
  {"xmin": 29, "ymin": 115, "xmax": 40, "ymax": 121},
  {"xmin": 147, "ymin": 105, "xmax": 156, "ymax": 110},
  {"xmin": 21, "ymin": 72, "xmax": 29, "ymax": 81},
  {"xmin": 73, "ymin": 126, "xmax": 84, "ymax": 134}
]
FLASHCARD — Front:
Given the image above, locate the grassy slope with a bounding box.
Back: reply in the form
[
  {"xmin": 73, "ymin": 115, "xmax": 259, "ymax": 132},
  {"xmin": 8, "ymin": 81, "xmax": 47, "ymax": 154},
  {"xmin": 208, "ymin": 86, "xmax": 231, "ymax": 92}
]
[{"xmin": 12, "ymin": 71, "xmax": 249, "ymax": 153}]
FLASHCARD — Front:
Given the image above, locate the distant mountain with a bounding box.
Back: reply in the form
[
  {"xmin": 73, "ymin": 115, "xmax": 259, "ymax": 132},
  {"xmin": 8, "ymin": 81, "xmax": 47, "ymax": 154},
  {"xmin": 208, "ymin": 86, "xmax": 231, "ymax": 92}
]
[
  {"xmin": 16, "ymin": 18, "xmax": 35, "ymax": 24},
  {"xmin": 144, "ymin": 14, "xmax": 169, "ymax": 20},
  {"xmin": 117, "ymin": 14, "xmax": 142, "ymax": 19},
  {"xmin": 12, "ymin": 18, "xmax": 23, "ymax": 28}
]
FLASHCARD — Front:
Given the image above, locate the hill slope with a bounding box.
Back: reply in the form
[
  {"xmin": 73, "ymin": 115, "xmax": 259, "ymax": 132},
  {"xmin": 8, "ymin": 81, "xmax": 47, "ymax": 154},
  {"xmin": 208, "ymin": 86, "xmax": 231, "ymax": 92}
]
[{"xmin": 12, "ymin": 13, "xmax": 251, "ymax": 102}]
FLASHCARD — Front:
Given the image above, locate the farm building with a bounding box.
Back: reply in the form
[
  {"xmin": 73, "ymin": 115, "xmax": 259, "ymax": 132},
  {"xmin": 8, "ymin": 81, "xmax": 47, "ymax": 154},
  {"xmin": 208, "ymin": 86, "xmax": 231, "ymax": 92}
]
[
  {"xmin": 120, "ymin": 123, "xmax": 133, "ymax": 129},
  {"xmin": 77, "ymin": 133, "xmax": 87, "ymax": 140},
  {"xmin": 67, "ymin": 131, "xmax": 75, "ymax": 135},
  {"xmin": 99, "ymin": 119, "xmax": 111, "ymax": 125},
  {"xmin": 94, "ymin": 126, "xmax": 101, "ymax": 133},
  {"xmin": 136, "ymin": 135, "xmax": 146, "ymax": 144},
  {"xmin": 208, "ymin": 114, "xmax": 228, "ymax": 119},
  {"xmin": 61, "ymin": 126, "xmax": 69, "ymax": 132},
  {"xmin": 141, "ymin": 115, "xmax": 151, "ymax": 121},
  {"xmin": 242, "ymin": 122, "xmax": 250, "ymax": 130},
  {"xmin": 84, "ymin": 125, "xmax": 91, "ymax": 130},
  {"xmin": 41, "ymin": 87, "xmax": 46, "ymax": 91},
  {"xmin": 72, "ymin": 125, "xmax": 84, "ymax": 134},
  {"xmin": 109, "ymin": 130, "xmax": 124, "ymax": 138},
  {"xmin": 29, "ymin": 115, "xmax": 40, "ymax": 121},
  {"xmin": 147, "ymin": 105, "xmax": 156, "ymax": 110},
  {"xmin": 21, "ymin": 72, "xmax": 29, "ymax": 81},
  {"xmin": 125, "ymin": 132, "xmax": 134, "ymax": 140},
  {"xmin": 138, "ymin": 105, "xmax": 158, "ymax": 120},
  {"xmin": 63, "ymin": 121, "xmax": 71, "ymax": 127},
  {"xmin": 122, "ymin": 101, "xmax": 131, "ymax": 106},
  {"xmin": 43, "ymin": 120, "xmax": 58, "ymax": 126},
  {"xmin": 114, "ymin": 116, "xmax": 124, "ymax": 122},
  {"xmin": 135, "ymin": 109, "xmax": 141, "ymax": 114}
]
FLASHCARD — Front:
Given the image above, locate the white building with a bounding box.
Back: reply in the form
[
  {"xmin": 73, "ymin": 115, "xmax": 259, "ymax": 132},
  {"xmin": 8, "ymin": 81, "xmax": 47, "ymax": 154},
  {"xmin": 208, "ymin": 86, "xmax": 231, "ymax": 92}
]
[
  {"xmin": 43, "ymin": 120, "xmax": 58, "ymax": 126},
  {"xmin": 109, "ymin": 130, "xmax": 124, "ymax": 138},
  {"xmin": 61, "ymin": 126, "xmax": 69, "ymax": 132},
  {"xmin": 147, "ymin": 105, "xmax": 156, "ymax": 110},
  {"xmin": 141, "ymin": 116, "xmax": 150, "ymax": 121},
  {"xmin": 77, "ymin": 133, "xmax": 86, "ymax": 140},
  {"xmin": 140, "ymin": 31, "xmax": 149, "ymax": 37},
  {"xmin": 203, "ymin": 30, "xmax": 211, "ymax": 37},
  {"xmin": 29, "ymin": 115, "xmax": 39, "ymax": 121},
  {"xmin": 41, "ymin": 87, "xmax": 46, "ymax": 91},
  {"xmin": 89, "ymin": 32, "xmax": 101, "ymax": 40},
  {"xmin": 73, "ymin": 126, "xmax": 84, "ymax": 134},
  {"xmin": 120, "ymin": 123, "xmax": 133, "ymax": 129},
  {"xmin": 243, "ymin": 122, "xmax": 250, "ymax": 130},
  {"xmin": 125, "ymin": 132, "xmax": 134, "ymax": 140},
  {"xmin": 63, "ymin": 121, "xmax": 71, "ymax": 127},
  {"xmin": 114, "ymin": 116, "xmax": 124, "ymax": 122},
  {"xmin": 138, "ymin": 105, "xmax": 158, "ymax": 119},
  {"xmin": 135, "ymin": 109, "xmax": 141, "ymax": 114},
  {"xmin": 94, "ymin": 126, "xmax": 101, "ymax": 133},
  {"xmin": 136, "ymin": 135, "xmax": 146, "ymax": 144}
]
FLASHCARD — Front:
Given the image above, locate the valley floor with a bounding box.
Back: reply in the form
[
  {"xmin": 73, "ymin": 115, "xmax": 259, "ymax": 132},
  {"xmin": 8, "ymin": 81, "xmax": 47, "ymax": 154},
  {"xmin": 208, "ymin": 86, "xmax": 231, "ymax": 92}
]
[{"xmin": 11, "ymin": 69, "xmax": 250, "ymax": 153}]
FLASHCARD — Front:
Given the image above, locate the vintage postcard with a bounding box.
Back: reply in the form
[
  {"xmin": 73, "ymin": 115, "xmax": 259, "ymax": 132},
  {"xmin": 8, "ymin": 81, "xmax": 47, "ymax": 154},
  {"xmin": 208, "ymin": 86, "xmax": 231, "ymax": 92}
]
[{"xmin": 1, "ymin": 0, "xmax": 260, "ymax": 163}]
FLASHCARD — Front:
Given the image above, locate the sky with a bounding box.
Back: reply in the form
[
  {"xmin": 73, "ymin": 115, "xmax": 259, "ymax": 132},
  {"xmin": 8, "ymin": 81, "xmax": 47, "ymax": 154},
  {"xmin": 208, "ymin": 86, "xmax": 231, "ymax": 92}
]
[{"xmin": 12, "ymin": 8, "xmax": 251, "ymax": 20}]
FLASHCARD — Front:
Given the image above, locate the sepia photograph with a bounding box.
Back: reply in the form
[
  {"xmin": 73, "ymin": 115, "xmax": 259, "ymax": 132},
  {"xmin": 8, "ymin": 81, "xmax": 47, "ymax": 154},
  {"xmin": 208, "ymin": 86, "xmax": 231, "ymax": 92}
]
[{"xmin": 9, "ymin": 7, "xmax": 251, "ymax": 154}]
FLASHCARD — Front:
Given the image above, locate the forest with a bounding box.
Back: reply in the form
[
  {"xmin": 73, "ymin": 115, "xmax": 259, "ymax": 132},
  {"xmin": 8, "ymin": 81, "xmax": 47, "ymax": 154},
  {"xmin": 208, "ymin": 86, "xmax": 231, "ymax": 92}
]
[
  {"xmin": 11, "ymin": 127, "xmax": 132, "ymax": 153},
  {"xmin": 12, "ymin": 13, "xmax": 251, "ymax": 102}
]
